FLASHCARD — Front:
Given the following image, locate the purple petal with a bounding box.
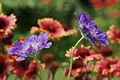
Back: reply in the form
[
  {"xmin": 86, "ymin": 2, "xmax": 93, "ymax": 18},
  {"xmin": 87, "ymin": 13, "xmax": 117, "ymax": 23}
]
[
  {"xmin": 16, "ymin": 56, "xmax": 25, "ymax": 61},
  {"xmin": 39, "ymin": 33, "xmax": 48, "ymax": 43},
  {"xmin": 44, "ymin": 42, "xmax": 52, "ymax": 48},
  {"xmin": 98, "ymin": 39, "xmax": 109, "ymax": 46},
  {"xmin": 14, "ymin": 40, "xmax": 21, "ymax": 47},
  {"xmin": 86, "ymin": 33, "xmax": 95, "ymax": 45},
  {"xmin": 25, "ymin": 46, "xmax": 35, "ymax": 55},
  {"xmin": 8, "ymin": 48, "xmax": 16, "ymax": 55}
]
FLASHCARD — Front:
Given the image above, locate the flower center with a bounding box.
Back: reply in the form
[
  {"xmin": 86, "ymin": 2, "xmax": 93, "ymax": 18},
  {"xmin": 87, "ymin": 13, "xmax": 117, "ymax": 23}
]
[
  {"xmin": 0, "ymin": 18, "xmax": 8, "ymax": 29},
  {"xmin": 0, "ymin": 63, "xmax": 6, "ymax": 75},
  {"xmin": 45, "ymin": 25, "xmax": 56, "ymax": 33}
]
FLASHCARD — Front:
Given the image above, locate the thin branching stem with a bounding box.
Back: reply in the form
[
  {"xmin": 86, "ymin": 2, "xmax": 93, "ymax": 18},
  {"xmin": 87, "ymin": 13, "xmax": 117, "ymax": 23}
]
[{"xmin": 67, "ymin": 36, "xmax": 84, "ymax": 80}]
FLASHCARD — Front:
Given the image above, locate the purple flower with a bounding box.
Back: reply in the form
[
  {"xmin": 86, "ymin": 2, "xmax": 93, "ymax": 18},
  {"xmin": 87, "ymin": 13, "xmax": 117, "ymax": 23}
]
[
  {"xmin": 8, "ymin": 33, "xmax": 52, "ymax": 61},
  {"xmin": 77, "ymin": 12, "xmax": 109, "ymax": 46}
]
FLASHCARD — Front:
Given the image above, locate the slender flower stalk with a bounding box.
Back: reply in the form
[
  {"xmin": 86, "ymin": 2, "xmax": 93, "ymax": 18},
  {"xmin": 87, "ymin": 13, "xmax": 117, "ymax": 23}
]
[
  {"xmin": 35, "ymin": 53, "xmax": 41, "ymax": 79},
  {"xmin": 67, "ymin": 36, "xmax": 84, "ymax": 80}
]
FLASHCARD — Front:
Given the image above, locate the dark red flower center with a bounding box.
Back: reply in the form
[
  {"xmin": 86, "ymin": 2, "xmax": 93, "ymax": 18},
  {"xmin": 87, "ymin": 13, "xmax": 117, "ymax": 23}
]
[
  {"xmin": 0, "ymin": 18, "xmax": 8, "ymax": 29},
  {"xmin": 29, "ymin": 67, "xmax": 37, "ymax": 75},
  {"xmin": 78, "ymin": 48, "xmax": 90, "ymax": 58},
  {"xmin": 44, "ymin": 25, "xmax": 57, "ymax": 33},
  {"xmin": 0, "ymin": 63, "xmax": 6, "ymax": 76}
]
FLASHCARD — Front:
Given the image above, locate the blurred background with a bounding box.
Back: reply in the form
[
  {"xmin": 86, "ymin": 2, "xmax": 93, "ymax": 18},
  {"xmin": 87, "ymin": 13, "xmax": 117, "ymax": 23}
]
[
  {"xmin": 0, "ymin": 0, "xmax": 120, "ymax": 61},
  {"xmin": 0, "ymin": 0, "xmax": 120, "ymax": 80}
]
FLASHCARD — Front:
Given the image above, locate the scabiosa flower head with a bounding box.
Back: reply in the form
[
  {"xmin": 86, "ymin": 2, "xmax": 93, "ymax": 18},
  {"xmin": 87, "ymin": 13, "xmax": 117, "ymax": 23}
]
[
  {"xmin": 107, "ymin": 25, "xmax": 120, "ymax": 43},
  {"xmin": 31, "ymin": 18, "xmax": 65, "ymax": 41},
  {"xmin": 8, "ymin": 33, "xmax": 52, "ymax": 61},
  {"xmin": 0, "ymin": 14, "xmax": 16, "ymax": 39},
  {"xmin": 77, "ymin": 12, "xmax": 109, "ymax": 47}
]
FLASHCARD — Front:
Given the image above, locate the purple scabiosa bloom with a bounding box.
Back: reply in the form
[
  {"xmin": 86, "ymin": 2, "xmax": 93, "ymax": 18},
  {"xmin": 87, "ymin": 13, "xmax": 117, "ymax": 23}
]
[
  {"xmin": 8, "ymin": 33, "xmax": 52, "ymax": 61},
  {"xmin": 76, "ymin": 12, "xmax": 109, "ymax": 47}
]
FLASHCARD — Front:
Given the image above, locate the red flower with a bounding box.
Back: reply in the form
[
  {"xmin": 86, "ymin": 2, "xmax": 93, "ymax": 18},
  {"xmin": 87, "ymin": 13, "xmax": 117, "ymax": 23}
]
[
  {"xmin": 75, "ymin": 76, "xmax": 92, "ymax": 80},
  {"xmin": 0, "ymin": 14, "xmax": 16, "ymax": 39},
  {"xmin": 65, "ymin": 61, "xmax": 89, "ymax": 77},
  {"xmin": 96, "ymin": 58, "xmax": 120, "ymax": 78},
  {"xmin": 62, "ymin": 24, "xmax": 77, "ymax": 37},
  {"xmin": 110, "ymin": 10, "xmax": 120, "ymax": 19},
  {"xmin": 107, "ymin": 25, "xmax": 120, "ymax": 43},
  {"xmin": 12, "ymin": 60, "xmax": 29, "ymax": 78},
  {"xmin": 31, "ymin": 18, "xmax": 65, "ymax": 41},
  {"xmin": 25, "ymin": 60, "xmax": 45, "ymax": 80},
  {"xmin": 48, "ymin": 61, "xmax": 59, "ymax": 73},
  {"xmin": 90, "ymin": 0, "xmax": 104, "ymax": 10},
  {"xmin": 90, "ymin": 0, "xmax": 117, "ymax": 10},
  {"xmin": 42, "ymin": 53, "xmax": 55, "ymax": 64},
  {"xmin": 105, "ymin": 0, "xmax": 117, "ymax": 7},
  {"xmin": 0, "ymin": 54, "xmax": 9, "ymax": 80},
  {"xmin": 65, "ymin": 45, "xmax": 94, "ymax": 60},
  {"xmin": 83, "ymin": 54, "xmax": 102, "ymax": 65},
  {"xmin": 0, "ymin": 34, "xmax": 13, "ymax": 44},
  {"xmin": 97, "ymin": 47, "xmax": 113, "ymax": 57},
  {"xmin": 41, "ymin": 0, "xmax": 51, "ymax": 4},
  {"xmin": 25, "ymin": 61, "xmax": 38, "ymax": 80}
]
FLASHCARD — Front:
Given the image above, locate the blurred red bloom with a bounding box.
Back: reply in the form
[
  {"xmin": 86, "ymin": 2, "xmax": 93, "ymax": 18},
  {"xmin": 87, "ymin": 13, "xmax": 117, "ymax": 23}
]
[
  {"xmin": 25, "ymin": 61, "xmax": 38, "ymax": 80},
  {"xmin": 31, "ymin": 18, "xmax": 65, "ymax": 41},
  {"xmin": 31, "ymin": 18, "xmax": 77, "ymax": 41},
  {"xmin": 0, "ymin": 54, "xmax": 9, "ymax": 80},
  {"xmin": 0, "ymin": 14, "xmax": 16, "ymax": 39},
  {"xmin": 75, "ymin": 76, "xmax": 92, "ymax": 80},
  {"xmin": 65, "ymin": 61, "xmax": 89, "ymax": 77},
  {"xmin": 48, "ymin": 61, "xmax": 59, "ymax": 73},
  {"xmin": 90, "ymin": 0, "xmax": 117, "ymax": 10},
  {"xmin": 97, "ymin": 47, "xmax": 113, "ymax": 57},
  {"xmin": 105, "ymin": 0, "xmax": 117, "ymax": 7},
  {"xmin": 107, "ymin": 25, "xmax": 120, "ymax": 43},
  {"xmin": 65, "ymin": 45, "xmax": 94, "ymax": 60},
  {"xmin": 62, "ymin": 24, "xmax": 77, "ymax": 37},
  {"xmin": 96, "ymin": 58, "xmax": 120, "ymax": 78},
  {"xmin": 83, "ymin": 54, "xmax": 102, "ymax": 65},
  {"xmin": 12, "ymin": 60, "xmax": 29, "ymax": 78},
  {"xmin": 110, "ymin": 10, "xmax": 120, "ymax": 19},
  {"xmin": 48, "ymin": 61, "xmax": 59, "ymax": 80},
  {"xmin": 42, "ymin": 53, "xmax": 55, "ymax": 64},
  {"xmin": 41, "ymin": 0, "xmax": 51, "ymax": 4},
  {"xmin": 0, "ymin": 34, "xmax": 13, "ymax": 45},
  {"xmin": 90, "ymin": 0, "xmax": 103, "ymax": 10}
]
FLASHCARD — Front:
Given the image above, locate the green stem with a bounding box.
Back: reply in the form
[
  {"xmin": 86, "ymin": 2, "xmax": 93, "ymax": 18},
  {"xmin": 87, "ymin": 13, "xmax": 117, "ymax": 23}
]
[
  {"xmin": 35, "ymin": 54, "xmax": 42, "ymax": 79},
  {"xmin": 67, "ymin": 36, "xmax": 84, "ymax": 80}
]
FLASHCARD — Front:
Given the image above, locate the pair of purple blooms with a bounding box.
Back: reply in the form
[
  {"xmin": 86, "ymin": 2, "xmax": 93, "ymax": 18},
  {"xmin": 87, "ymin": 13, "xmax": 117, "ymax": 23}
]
[{"xmin": 8, "ymin": 12, "xmax": 109, "ymax": 61}]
